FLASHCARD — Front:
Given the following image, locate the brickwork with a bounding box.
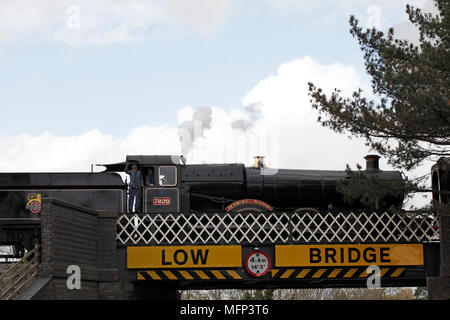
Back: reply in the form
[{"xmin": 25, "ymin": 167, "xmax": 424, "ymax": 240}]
[
  {"xmin": 30, "ymin": 199, "xmax": 177, "ymax": 299},
  {"xmin": 427, "ymin": 210, "xmax": 450, "ymax": 300},
  {"xmin": 35, "ymin": 199, "xmax": 119, "ymax": 299},
  {"xmin": 440, "ymin": 215, "xmax": 450, "ymax": 278}
]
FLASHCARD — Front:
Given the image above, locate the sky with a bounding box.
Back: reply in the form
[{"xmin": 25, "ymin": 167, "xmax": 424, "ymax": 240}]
[{"xmin": 0, "ymin": 0, "xmax": 440, "ymax": 208}]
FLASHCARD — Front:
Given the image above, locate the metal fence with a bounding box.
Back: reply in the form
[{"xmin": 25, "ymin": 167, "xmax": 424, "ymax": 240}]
[
  {"xmin": 0, "ymin": 244, "xmax": 40, "ymax": 300},
  {"xmin": 117, "ymin": 211, "xmax": 440, "ymax": 245}
]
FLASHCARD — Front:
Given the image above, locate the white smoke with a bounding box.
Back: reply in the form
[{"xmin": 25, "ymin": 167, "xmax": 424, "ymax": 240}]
[{"xmin": 0, "ymin": 56, "xmax": 433, "ymax": 208}]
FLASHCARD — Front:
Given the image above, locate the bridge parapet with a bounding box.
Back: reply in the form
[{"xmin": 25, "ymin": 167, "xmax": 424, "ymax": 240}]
[
  {"xmin": 117, "ymin": 211, "xmax": 440, "ymax": 246},
  {"xmin": 116, "ymin": 211, "xmax": 440, "ymax": 289}
]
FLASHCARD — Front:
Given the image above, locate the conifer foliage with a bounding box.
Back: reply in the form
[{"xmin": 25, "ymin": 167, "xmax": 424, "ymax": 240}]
[{"xmin": 308, "ymin": 0, "xmax": 449, "ymax": 171}]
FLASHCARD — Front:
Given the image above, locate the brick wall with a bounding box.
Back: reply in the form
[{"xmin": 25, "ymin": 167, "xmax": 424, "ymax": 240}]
[
  {"xmin": 440, "ymin": 214, "xmax": 450, "ymax": 278},
  {"xmin": 34, "ymin": 199, "xmax": 119, "ymax": 299},
  {"xmin": 427, "ymin": 209, "xmax": 450, "ymax": 300},
  {"xmin": 27, "ymin": 199, "xmax": 178, "ymax": 300}
]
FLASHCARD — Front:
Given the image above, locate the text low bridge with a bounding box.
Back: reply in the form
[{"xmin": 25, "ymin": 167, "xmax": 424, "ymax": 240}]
[{"xmin": 116, "ymin": 211, "xmax": 440, "ymax": 289}]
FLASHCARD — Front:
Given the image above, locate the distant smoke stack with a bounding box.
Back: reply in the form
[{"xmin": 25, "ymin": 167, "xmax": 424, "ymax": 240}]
[
  {"xmin": 364, "ymin": 155, "xmax": 381, "ymax": 171},
  {"xmin": 253, "ymin": 156, "xmax": 266, "ymax": 168}
]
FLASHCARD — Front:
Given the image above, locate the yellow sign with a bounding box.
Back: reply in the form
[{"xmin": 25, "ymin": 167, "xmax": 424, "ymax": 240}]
[
  {"xmin": 127, "ymin": 245, "xmax": 242, "ymax": 269},
  {"xmin": 276, "ymin": 244, "xmax": 423, "ymax": 267}
]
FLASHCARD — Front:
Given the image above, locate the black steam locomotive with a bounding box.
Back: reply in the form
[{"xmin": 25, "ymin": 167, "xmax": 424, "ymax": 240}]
[{"xmin": 0, "ymin": 154, "xmax": 413, "ymax": 219}]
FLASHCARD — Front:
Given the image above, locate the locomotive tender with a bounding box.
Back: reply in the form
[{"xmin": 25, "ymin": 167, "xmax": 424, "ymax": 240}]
[{"xmin": 0, "ymin": 154, "xmax": 407, "ymax": 219}]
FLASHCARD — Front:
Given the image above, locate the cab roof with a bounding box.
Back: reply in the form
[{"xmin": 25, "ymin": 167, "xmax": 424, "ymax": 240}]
[{"xmin": 98, "ymin": 155, "xmax": 181, "ymax": 172}]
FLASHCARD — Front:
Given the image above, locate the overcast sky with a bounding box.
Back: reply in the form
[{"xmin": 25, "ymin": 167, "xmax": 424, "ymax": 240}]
[{"xmin": 0, "ymin": 0, "xmax": 439, "ymax": 207}]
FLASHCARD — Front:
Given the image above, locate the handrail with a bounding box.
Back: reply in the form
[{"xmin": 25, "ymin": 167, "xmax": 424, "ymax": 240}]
[
  {"xmin": 117, "ymin": 211, "xmax": 440, "ymax": 245},
  {"xmin": 0, "ymin": 243, "xmax": 40, "ymax": 300}
]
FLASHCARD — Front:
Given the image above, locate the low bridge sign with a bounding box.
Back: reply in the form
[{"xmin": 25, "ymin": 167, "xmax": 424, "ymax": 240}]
[{"xmin": 117, "ymin": 211, "xmax": 440, "ymax": 289}]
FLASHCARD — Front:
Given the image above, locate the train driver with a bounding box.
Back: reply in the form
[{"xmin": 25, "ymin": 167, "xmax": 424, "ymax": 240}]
[
  {"xmin": 125, "ymin": 162, "xmax": 143, "ymax": 212},
  {"xmin": 146, "ymin": 168, "xmax": 155, "ymax": 187}
]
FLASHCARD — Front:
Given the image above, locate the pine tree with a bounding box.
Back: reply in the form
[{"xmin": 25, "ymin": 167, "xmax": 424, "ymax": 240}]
[{"xmin": 308, "ymin": 0, "xmax": 449, "ymax": 171}]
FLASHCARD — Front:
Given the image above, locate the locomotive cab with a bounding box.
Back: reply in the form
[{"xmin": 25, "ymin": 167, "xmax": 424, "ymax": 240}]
[
  {"xmin": 101, "ymin": 155, "xmax": 182, "ymax": 213},
  {"xmin": 127, "ymin": 155, "xmax": 181, "ymax": 213}
]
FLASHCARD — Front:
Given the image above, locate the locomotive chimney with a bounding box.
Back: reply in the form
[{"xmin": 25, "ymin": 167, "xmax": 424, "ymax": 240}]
[
  {"xmin": 253, "ymin": 156, "xmax": 266, "ymax": 168},
  {"xmin": 364, "ymin": 154, "xmax": 381, "ymax": 171}
]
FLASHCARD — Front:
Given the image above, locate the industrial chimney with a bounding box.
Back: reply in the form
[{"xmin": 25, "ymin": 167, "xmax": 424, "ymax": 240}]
[{"xmin": 364, "ymin": 155, "xmax": 381, "ymax": 171}]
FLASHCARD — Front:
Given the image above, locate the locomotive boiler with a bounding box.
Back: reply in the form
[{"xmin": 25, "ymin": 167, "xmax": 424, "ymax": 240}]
[
  {"xmin": 0, "ymin": 154, "xmax": 406, "ymax": 219},
  {"xmin": 101, "ymin": 154, "xmax": 405, "ymax": 213}
]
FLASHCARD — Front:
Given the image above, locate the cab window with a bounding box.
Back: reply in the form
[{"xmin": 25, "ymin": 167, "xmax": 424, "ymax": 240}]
[
  {"xmin": 158, "ymin": 166, "xmax": 177, "ymax": 186},
  {"xmin": 144, "ymin": 166, "xmax": 155, "ymax": 187}
]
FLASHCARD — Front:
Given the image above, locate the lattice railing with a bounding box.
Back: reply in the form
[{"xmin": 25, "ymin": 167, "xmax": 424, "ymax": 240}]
[
  {"xmin": 0, "ymin": 244, "xmax": 40, "ymax": 300},
  {"xmin": 117, "ymin": 212, "xmax": 440, "ymax": 245}
]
